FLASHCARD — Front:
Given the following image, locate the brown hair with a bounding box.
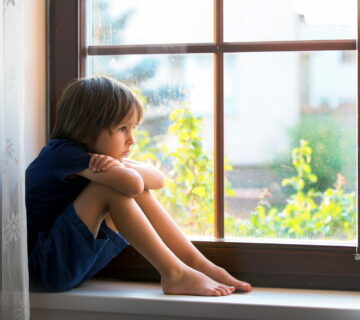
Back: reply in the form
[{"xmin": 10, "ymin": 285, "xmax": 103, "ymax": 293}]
[{"xmin": 51, "ymin": 76, "xmax": 143, "ymax": 146}]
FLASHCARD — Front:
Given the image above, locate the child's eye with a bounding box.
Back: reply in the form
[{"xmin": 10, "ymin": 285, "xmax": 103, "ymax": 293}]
[{"xmin": 118, "ymin": 127, "xmax": 127, "ymax": 132}]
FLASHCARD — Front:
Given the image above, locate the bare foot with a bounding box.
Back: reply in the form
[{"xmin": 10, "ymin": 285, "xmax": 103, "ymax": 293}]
[
  {"xmin": 196, "ymin": 262, "xmax": 252, "ymax": 292},
  {"xmin": 161, "ymin": 266, "xmax": 235, "ymax": 296}
]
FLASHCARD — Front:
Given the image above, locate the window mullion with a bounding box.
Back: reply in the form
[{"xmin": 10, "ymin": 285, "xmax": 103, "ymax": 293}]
[
  {"xmin": 214, "ymin": 0, "xmax": 224, "ymax": 239},
  {"xmin": 222, "ymin": 39, "xmax": 356, "ymax": 52},
  {"xmin": 87, "ymin": 43, "xmax": 217, "ymax": 55},
  {"xmin": 79, "ymin": 0, "xmax": 87, "ymax": 77},
  {"xmin": 86, "ymin": 40, "xmax": 355, "ymax": 56}
]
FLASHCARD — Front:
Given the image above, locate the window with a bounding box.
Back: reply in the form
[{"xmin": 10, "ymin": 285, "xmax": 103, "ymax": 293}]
[{"xmin": 48, "ymin": 0, "xmax": 360, "ymax": 290}]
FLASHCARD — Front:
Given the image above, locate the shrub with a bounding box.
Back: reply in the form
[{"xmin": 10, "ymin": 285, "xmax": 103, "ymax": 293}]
[
  {"xmin": 290, "ymin": 112, "xmax": 356, "ymax": 191},
  {"xmin": 227, "ymin": 140, "xmax": 356, "ymax": 240},
  {"xmin": 134, "ymin": 107, "xmax": 356, "ymax": 240},
  {"xmin": 153, "ymin": 107, "xmax": 234, "ymax": 236}
]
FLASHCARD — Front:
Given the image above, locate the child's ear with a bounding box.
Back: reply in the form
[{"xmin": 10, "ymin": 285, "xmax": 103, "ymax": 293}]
[
  {"xmin": 81, "ymin": 137, "xmax": 89, "ymax": 145},
  {"xmin": 81, "ymin": 137, "xmax": 92, "ymax": 151}
]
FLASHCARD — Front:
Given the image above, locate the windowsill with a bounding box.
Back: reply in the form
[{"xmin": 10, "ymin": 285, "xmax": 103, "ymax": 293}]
[{"xmin": 30, "ymin": 280, "xmax": 360, "ymax": 320}]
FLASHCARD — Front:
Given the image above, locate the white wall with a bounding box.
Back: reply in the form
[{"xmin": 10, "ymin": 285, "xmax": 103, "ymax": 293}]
[{"xmin": 24, "ymin": 0, "xmax": 46, "ymax": 166}]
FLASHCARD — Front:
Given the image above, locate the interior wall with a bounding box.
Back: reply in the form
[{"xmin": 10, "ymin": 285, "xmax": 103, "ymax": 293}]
[{"xmin": 24, "ymin": 0, "xmax": 46, "ymax": 166}]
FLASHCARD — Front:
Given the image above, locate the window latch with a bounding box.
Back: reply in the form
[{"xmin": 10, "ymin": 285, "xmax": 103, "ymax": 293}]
[{"xmin": 355, "ymin": 247, "xmax": 360, "ymax": 261}]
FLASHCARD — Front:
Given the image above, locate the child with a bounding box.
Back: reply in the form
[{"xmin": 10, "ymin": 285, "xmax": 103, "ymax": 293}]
[{"xmin": 26, "ymin": 76, "xmax": 252, "ymax": 295}]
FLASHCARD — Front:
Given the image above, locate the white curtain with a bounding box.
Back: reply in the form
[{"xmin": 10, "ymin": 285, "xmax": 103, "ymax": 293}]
[{"xmin": 1, "ymin": 0, "xmax": 30, "ymax": 319}]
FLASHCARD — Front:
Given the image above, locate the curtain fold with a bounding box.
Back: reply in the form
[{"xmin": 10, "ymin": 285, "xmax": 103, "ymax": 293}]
[{"xmin": 1, "ymin": 0, "xmax": 30, "ymax": 319}]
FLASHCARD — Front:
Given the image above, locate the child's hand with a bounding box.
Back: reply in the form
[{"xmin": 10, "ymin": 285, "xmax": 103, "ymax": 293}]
[{"xmin": 88, "ymin": 153, "xmax": 124, "ymax": 173}]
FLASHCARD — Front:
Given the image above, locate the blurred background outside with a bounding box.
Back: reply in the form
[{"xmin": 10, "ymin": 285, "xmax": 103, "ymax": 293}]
[{"xmin": 88, "ymin": 0, "xmax": 357, "ymax": 242}]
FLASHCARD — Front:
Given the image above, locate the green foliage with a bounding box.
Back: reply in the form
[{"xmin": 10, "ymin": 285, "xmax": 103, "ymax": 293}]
[
  {"xmin": 154, "ymin": 107, "xmax": 234, "ymax": 236},
  {"xmin": 226, "ymin": 140, "xmax": 356, "ymax": 240},
  {"xmin": 290, "ymin": 112, "xmax": 356, "ymax": 191},
  {"xmin": 134, "ymin": 107, "xmax": 356, "ymax": 241},
  {"xmin": 133, "ymin": 107, "xmax": 233, "ymax": 236}
]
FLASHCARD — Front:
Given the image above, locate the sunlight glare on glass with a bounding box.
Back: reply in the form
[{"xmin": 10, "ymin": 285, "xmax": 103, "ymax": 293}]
[
  {"xmin": 293, "ymin": 0, "xmax": 356, "ymax": 25},
  {"xmin": 91, "ymin": 0, "xmax": 213, "ymax": 45},
  {"xmin": 224, "ymin": 0, "xmax": 356, "ymax": 41}
]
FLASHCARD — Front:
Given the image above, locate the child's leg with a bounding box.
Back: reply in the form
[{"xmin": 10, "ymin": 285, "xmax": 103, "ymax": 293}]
[
  {"xmin": 73, "ymin": 182, "xmax": 235, "ymax": 296},
  {"xmin": 133, "ymin": 190, "xmax": 252, "ymax": 292}
]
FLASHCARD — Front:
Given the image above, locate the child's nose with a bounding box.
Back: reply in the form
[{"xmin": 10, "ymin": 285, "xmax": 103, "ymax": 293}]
[{"xmin": 128, "ymin": 132, "xmax": 135, "ymax": 145}]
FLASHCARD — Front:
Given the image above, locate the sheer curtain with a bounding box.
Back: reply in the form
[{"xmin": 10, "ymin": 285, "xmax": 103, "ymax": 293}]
[{"xmin": 1, "ymin": 0, "xmax": 30, "ymax": 319}]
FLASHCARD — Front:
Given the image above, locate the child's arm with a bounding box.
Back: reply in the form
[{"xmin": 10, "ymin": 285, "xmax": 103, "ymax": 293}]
[
  {"xmin": 77, "ymin": 155, "xmax": 144, "ymax": 197},
  {"xmin": 122, "ymin": 158, "xmax": 164, "ymax": 190}
]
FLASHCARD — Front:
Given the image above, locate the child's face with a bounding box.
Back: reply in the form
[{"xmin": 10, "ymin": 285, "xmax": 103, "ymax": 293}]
[{"xmin": 92, "ymin": 109, "xmax": 138, "ymax": 160}]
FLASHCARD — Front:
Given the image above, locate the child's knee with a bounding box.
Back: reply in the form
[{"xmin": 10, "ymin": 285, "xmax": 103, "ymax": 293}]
[{"xmin": 74, "ymin": 182, "xmax": 132, "ymax": 221}]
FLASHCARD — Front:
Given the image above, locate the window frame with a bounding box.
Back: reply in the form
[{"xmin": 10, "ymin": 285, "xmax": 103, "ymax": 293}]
[{"xmin": 47, "ymin": 0, "xmax": 360, "ymax": 290}]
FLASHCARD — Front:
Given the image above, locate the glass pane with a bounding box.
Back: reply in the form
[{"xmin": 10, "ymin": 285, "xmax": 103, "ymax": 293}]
[
  {"xmin": 224, "ymin": 51, "xmax": 357, "ymax": 243},
  {"xmin": 224, "ymin": 0, "xmax": 357, "ymax": 42},
  {"xmin": 89, "ymin": 54, "xmax": 214, "ymax": 237},
  {"xmin": 90, "ymin": 0, "xmax": 213, "ymax": 45}
]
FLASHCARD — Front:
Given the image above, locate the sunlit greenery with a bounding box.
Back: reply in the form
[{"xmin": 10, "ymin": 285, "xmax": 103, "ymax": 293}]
[
  {"xmin": 226, "ymin": 140, "xmax": 356, "ymax": 240},
  {"xmin": 290, "ymin": 112, "xmax": 356, "ymax": 191},
  {"xmin": 134, "ymin": 107, "xmax": 356, "ymax": 241},
  {"xmin": 133, "ymin": 107, "xmax": 233, "ymax": 236}
]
